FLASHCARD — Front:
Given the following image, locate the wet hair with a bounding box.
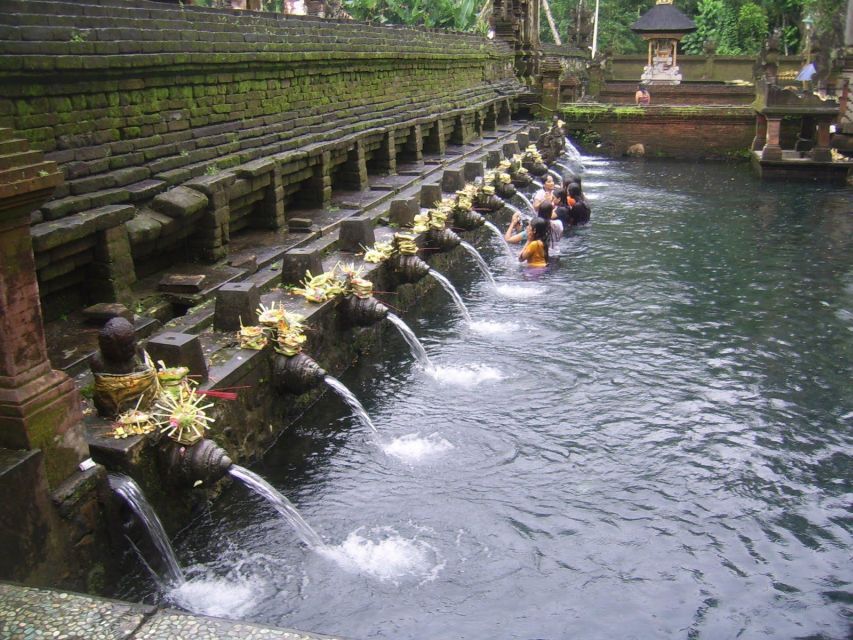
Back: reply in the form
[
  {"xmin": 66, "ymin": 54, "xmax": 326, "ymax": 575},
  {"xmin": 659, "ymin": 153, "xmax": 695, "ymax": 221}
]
[
  {"xmin": 530, "ymin": 217, "xmax": 550, "ymax": 262},
  {"xmin": 561, "ymin": 174, "xmax": 576, "ymax": 190},
  {"xmin": 568, "ymin": 184, "xmax": 583, "ymax": 200},
  {"xmin": 538, "ymin": 201, "xmax": 554, "ymax": 219},
  {"xmin": 638, "ymin": 84, "xmax": 647, "ymax": 92},
  {"xmin": 553, "ymin": 188, "xmax": 567, "ymax": 207},
  {"xmin": 543, "ymin": 174, "xmax": 555, "ymax": 186}
]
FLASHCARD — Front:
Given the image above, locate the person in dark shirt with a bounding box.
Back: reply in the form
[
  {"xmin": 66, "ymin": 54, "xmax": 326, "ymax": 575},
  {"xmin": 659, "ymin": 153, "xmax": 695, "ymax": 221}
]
[{"xmin": 567, "ymin": 184, "xmax": 590, "ymax": 226}]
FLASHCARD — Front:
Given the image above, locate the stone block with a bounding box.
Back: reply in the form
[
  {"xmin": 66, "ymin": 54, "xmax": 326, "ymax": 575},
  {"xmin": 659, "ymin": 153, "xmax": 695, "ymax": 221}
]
[
  {"xmin": 214, "ymin": 282, "xmax": 260, "ymax": 331},
  {"xmin": 516, "ymin": 133, "xmax": 529, "ymax": 149},
  {"xmin": 420, "ymin": 183, "xmax": 442, "ymax": 209},
  {"xmin": 502, "ymin": 142, "xmax": 520, "ymax": 159},
  {"xmin": 528, "ymin": 126, "xmax": 542, "ymax": 139},
  {"xmin": 485, "ymin": 150, "xmax": 502, "ymax": 169},
  {"xmin": 389, "ymin": 198, "xmax": 418, "ymax": 227},
  {"xmin": 338, "ymin": 216, "xmax": 375, "ymax": 253},
  {"xmin": 152, "ymin": 185, "xmax": 208, "ymax": 219},
  {"xmin": 82, "ymin": 303, "xmax": 132, "ymax": 324},
  {"xmin": 158, "ymin": 274, "xmax": 206, "ymax": 294},
  {"xmin": 145, "ymin": 332, "xmax": 208, "ymax": 382},
  {"xmin": 441, "ymin": 169, "xmax": 465, "ymax": 193},
  {"xmin": 287, "ymin": 217, "xmax": 313, "ymax": 232},
  {"xmin": 281, "ymin": 248, "xmax": 323, "ymax": 286},
  {"xmin": 464, "ymin": 161, "xmax": 484, "ymax": 183}
]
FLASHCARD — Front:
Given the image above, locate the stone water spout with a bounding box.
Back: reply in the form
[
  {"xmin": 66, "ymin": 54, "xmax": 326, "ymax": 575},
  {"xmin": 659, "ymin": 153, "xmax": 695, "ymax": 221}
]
[
  {"xmin": 428, "ymin": 228, "xmax": 462, "ymax": 252},
  {"xmin": 339, "ymin": 295, "xmax": 389, "ymax": 327},
  {"xmin": 475, "ymin": 192, "xmax": 505, "ymax": 213},
  {"xmin": 453, "ymin": 208, "xmax": 486, "ymax": 231},
  {"xmin": 495, "ymin": 181, "xmax": 516, "ymax": 199},
  {"xmin": 388, "ymin": 253, "xmax": 431, "ymax": 283},
  {"xmin": 272, "ymin": 352, "xmax": 327, "ymax": 396},
  {"xmin": 161, "ymin": 438, "xmax": 233, "ymax": 486}
]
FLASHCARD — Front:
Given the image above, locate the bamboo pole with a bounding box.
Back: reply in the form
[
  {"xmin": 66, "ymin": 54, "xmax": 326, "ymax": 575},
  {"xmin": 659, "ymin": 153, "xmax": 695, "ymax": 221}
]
[{"xmin": 542, "ymin": 0, "xmax": 562, "ymax": 45}]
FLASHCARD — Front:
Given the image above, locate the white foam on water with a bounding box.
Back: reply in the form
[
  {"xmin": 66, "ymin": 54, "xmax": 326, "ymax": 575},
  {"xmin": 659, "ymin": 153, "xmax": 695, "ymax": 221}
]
[
  {"xmin": 319, "ymin": 528, "xmax": 444, "ymax": 584},
  {"xmin": 469, "ymin": 320, "xmax": 518, "ymax": 335},
  {"xmin": 496, "ymin": 284, "xmax": 545, "ymax": 299},
  {"xmin": 426, "ymin": 364, "xmax": 504, "ymax": 386},
  {"xmin": 167, "ymin": 576, "xmax": 260, "ymax": 619},
  {"xmin": 382, "ymin": 432, "xmax": 454, "ymax": 462}
]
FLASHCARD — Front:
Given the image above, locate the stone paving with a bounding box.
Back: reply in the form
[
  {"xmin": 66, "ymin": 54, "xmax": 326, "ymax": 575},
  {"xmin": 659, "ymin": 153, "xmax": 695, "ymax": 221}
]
[{"xmin": 0, "ymin": 583, "xmax": 345, "ymax": 640}]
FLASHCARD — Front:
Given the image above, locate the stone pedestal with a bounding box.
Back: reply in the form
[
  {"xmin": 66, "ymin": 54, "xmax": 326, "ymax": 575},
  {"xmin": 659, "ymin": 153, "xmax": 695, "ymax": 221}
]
[{"xmin": 0, "ymin": 128, "xmax": 86, "ymax": 488}]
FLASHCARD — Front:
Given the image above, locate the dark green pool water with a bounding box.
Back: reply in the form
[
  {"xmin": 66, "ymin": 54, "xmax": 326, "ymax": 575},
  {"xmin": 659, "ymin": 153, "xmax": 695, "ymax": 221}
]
[{"xmin": 160, "ymin": 158, "xmax": 852, "ymax": 639}]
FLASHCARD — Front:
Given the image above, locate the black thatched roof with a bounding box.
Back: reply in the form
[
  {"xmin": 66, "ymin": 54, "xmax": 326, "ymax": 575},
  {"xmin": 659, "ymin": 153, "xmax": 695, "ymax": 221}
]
[{"xmin": 630, "ymin": 4, "xmax": 696, "ymax": 33}]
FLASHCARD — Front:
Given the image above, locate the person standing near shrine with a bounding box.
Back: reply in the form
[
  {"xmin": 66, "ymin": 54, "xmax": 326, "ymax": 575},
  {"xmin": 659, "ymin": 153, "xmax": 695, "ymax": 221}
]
[{"xmin": 635, "ymin": 84, "xmax": 651, "ymax": 106}]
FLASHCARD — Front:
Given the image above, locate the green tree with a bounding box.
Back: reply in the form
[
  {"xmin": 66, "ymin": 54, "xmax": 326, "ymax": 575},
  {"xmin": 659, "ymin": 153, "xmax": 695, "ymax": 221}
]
[{"xmin": 736, "ymin": 3, "xmax": 769, "ymax": 53}]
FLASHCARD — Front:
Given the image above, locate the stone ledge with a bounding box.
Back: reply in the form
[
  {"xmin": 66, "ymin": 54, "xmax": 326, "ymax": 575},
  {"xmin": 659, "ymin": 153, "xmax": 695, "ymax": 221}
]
[{"xmin": 31, "ymin": 204, "xmax": 134, "ymax": 253}]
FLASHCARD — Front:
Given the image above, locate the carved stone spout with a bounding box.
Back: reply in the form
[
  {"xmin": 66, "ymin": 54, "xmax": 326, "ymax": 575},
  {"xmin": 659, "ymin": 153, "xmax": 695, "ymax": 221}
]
[
  {"xmin": 161, "ymin": 438, "xmax": 233, "ymax": 486},
  {"xmin": 272, "ymin": 352, "xmax": 327, "ymax": 395},
  {"xmin": 475, "ymin": 194, "xmax": 505, "ymax": 213},
  {"xmin": 523, "ymin": 160, "xmax": 549, "ymax": 177},
  {"xmin": 340, "ymin": 295, "xmax": 389, "ymax": 327},
  {"xmin": 427, "ymin": 228, "xmax": 462, "ymax": 251},
  {"xmin": 496, "ymin": 182, "xmax": 517, "ymax": 199},
  {"xmin": 453, "ymin": 209, "xmax": 486, "ymax": 230},
  {"xmin": 388, "ymin": 253, "xmax": 430, "ymax": 283},
  {"xmin": 511, "ymin": 172, "xmax": 533, "ymax": 188}
]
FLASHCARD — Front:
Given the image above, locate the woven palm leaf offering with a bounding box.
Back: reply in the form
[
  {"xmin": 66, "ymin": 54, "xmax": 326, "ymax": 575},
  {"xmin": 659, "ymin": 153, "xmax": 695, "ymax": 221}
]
[
  {"xmin": 157, "ymin": 364, "xmax": 191, "ymax": 399},
  {"xmin": 238, "ymin": 322, "xmax": 268, "ymax": 351},
  {"xmin": 393, "ymin": 232, "xmax": 419, "ymax": 255},
  {"xmin": 292, "ymin": 268, "xmax": 346, "ymax": 303},
  {"xmin": 153, "ymin": 380, "xmax": 215, "ymax": 446},
  {"xmin": 110, "ymin": 395, "xmax": 159, "ymax": 440},
  {"xmin": 362, "ymin": 239, "xmax": 395, "ymax": 264},
  {"xmin": 338, "ymin": 263, "xmax": 374, "ymax": 299}
]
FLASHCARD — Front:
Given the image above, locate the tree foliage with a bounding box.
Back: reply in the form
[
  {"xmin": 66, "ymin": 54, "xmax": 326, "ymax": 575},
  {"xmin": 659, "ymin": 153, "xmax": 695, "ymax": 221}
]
[{"xmin": 342, "ymin": 0, "xmax": 481, "ymax": 31}]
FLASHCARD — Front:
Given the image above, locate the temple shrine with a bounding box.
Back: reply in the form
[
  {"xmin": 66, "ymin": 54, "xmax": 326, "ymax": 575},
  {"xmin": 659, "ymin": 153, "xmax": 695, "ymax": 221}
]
[{"xmin": 630, "ymin": 0, "xmax": 696, "ymax": 85}]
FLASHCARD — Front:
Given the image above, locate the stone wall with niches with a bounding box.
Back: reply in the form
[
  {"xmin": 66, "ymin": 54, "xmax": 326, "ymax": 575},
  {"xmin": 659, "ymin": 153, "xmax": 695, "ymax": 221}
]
[{"xmin": 0, "ymin": 0, "xmax": 522, "ymax": 319}]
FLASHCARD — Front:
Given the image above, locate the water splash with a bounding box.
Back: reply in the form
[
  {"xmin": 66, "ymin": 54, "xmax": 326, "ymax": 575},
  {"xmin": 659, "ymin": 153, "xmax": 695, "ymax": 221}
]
[
  {"xmin": 547, "ymin": 168, "xmax": 563, "ymax": 183},
  {"xmin": 469, "ymin": 320, "xmax": 519, "ymax": 335},
  {"xmin": 109, "ymin": 474, "xmax": 185, "ymax": 587},
  {"xmin": 496, "ymin": 283, "xmax": 546, "ymax": 298},
  {"xmin": 167, "ymin": 576, "xmax": 258, "ymax": 619},
  {"xmin": 460, "ymin": 241, "xmax": 497, "ymax": 288},
  {"xmin": 531, "ymin": 178, "xmax": 543, "ymax": 189},
  {"xmin": 426, "ymin": 364, "xmax": 504, "ymax": 386},
  {"xmin": 229, "ymin": 465, "xmax": 326, "ymax": 549},
  {"xmin": 428, "ymin": 270, "xmax": 472, "ymax": 324},
  {"xmin": 324, "ymin": 376, "xmax": 378, "ymax": 433},
  {"xmin": 382, "ymin": 432, "xmax": 454, "ymax": 463},
  {"xmin": 387, "ymin": 313, "xmax": 432, "ymax": 369},
  {"xmin": 319, "ymin": 527, "xmax": 444, "ymax": 584},
  {"xmin": 483, "ymin": 221, "xmax": 516, "ymax": 263}
]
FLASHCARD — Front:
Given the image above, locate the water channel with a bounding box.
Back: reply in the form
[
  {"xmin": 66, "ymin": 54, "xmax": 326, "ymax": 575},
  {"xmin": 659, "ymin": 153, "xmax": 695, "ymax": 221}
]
[{"xmin": 124, "ymin": 158, "xmax": 852, "ymax": 639}]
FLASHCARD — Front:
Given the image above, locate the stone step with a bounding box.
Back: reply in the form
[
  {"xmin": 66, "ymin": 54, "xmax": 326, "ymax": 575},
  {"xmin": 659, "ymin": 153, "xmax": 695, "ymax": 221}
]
[
  {"xmin": 0, "ymin": 160, "xmax": 56, "ymax": 184},
  {"xmin": 0, "ymin": 149, "xmax": 42, "ymax": 170},
  {"xmin": 0, "ymin": 138, "xmax": 30, "ymax": 155}
]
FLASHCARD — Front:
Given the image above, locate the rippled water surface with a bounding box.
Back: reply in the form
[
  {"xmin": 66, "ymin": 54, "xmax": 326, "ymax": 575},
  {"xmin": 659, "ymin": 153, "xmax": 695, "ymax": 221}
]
[{"xmin": 159, "ymin": 159, "xmax": 852, "ymax": 639}]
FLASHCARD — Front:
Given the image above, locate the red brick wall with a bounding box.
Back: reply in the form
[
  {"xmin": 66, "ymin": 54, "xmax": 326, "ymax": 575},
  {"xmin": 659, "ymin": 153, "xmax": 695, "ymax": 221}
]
[{"xmin": 563, "ymin": 107, "xmax": 755, "ymax": 159}]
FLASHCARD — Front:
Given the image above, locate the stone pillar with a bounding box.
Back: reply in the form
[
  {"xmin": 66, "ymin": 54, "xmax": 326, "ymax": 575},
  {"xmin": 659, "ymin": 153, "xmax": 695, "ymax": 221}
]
[
  {"xmin": 0, "ymin": 129, "xmax": 86, "ymax": 488},
  {"xmin": 423, "ymin": 120, "xmax": 446, "ymax": 155},
  {"xmin": 235, "ymin": 159, "xmax": 285, "ymax": 230},
  {"xmin": 540, "ymin": 57, "xmax": 562, "ymax": 114},
  {"xmin": 811, "ymin": 119, "xmax": 833, "ymax": 161},
  {"xmin": 751, "ymin": 114, "xmax": 768, "ymax": 151},
  {"xmin": 761, "ymin": 116, "xmax": 783, "ymax": 161},
  {"xmin": 185, "ymin": 173, "xmax": 234, "ymax": 262},
  {"xmin": 338, "ymin": 142, "xmax": 368, "ymax": 191},
  {"xmin": 371, "ymin": 131, "xmax": 397, "ymax": 175},
  {"xmin": 401, "ymin": 126, "xmax": 423, "ymax": 163},
  {"xmin": 90, "ymin": 224, "xmax": 135, "ymax": 306}
]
